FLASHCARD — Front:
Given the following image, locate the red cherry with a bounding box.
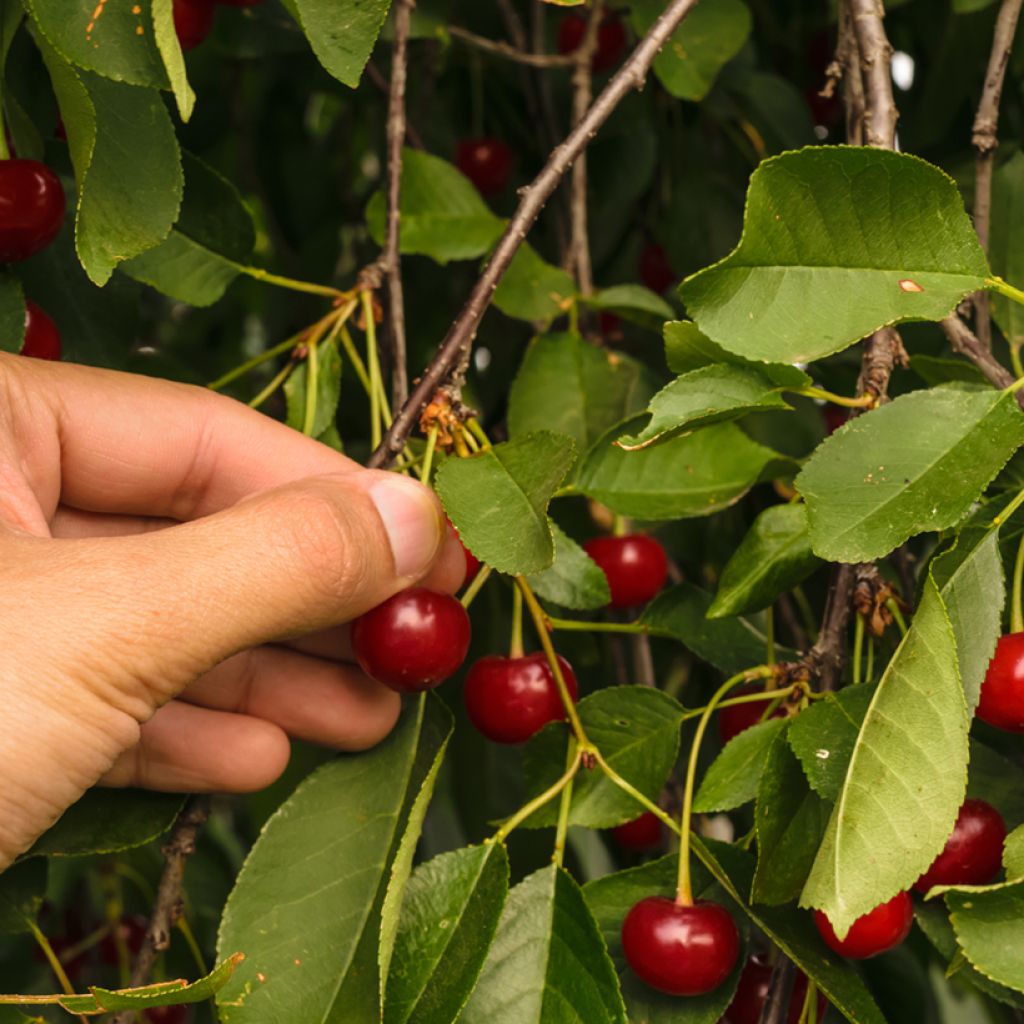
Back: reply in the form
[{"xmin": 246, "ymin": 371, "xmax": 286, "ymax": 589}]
[
  {"xmin": 978, "ymin": 632, "xmax": 1024, "ymax": 732},
  {"xmin": 724, "ymin": 954, "xmax": 827, "ymax": 1024},
  {"xmin": 598, "ymin": 311, "xmax": 621, "ymax": 338},
  {"xmin": 717, "ymin": 684, "xmax": 786, "ymax": 745},
  {"xmin": 173, "ymin": 0, "xmax": 216, "ymax": 50},
  {"xmin": 823, "ymin": 404, "xmax": 847, "ymax": 435},
  {"xmin": 556, "ymin": 14, "xmax": 627, "ymax": 73},
  {"xmin": 583, "ymin": 534, "xmax": 668, "ymax": 609},
  {"xmin": 638, "ymin": 242, "xmax": 676, "ymax": 295},
  {"xmin": 352, "ymin": 588, "xmax": 471, "ymax": 693},
  {"xmin": 100, "ymin": 914, "xmax": 147, "ymax": 965},
  {"xmin": 464, "ymin": 653, "xmax": 577, "ymax": 744},
  {"xmin": 447, "ymin": 520, "xmax": 480, "ymax": 583},
  {"xmin": 813, "ymin": 892, "xmax": 913, "ymax": 960},
  {"xmin": 913, "ymin": 799, "xmax": 1006, "ymax": 893},
  {"xmin": 146, "ymin": 1006, "xmax": 190, "ymax": 1024},
  {"xmin": 0, "ymin": 159, "xmax": 65, "ymax": 262},
  {"xmin": 455, "ymin": 138, "xmax": 513, "ymax": 197},
  {"xmin": 611, "ymin": 812, "xmax": 663, "ymax": 852},
  {"xmin": 622, "ymin": 896, "xmax": 740, "ymax": 996},
  {"xmin": 22, "ymin": 301, "xmax": 62, "ymax": 360}
]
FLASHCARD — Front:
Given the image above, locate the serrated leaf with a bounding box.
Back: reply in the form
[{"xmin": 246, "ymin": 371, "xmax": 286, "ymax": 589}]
[
  {"xmin": 946, "ymin": 883, "xmax": 1024, "ymax": 993},
  {"xmin": 694, "ymin": 717, "xmax": 787, "ymax": 813},
  {"xmin": 384, "ymin": 844, "xmax": 509, "ymax": 1024},
  {"xmin": 522, "ymin": 687, "xmax": 685, "ymax": 829},
  {"xmin": 151, "ymin": 0, "xmax": 194, "ymax": 121},
  {"xmin": 680, "ymin": 148, "xmax": 990, "ymax": 364},
  {"xmin": 582, "ymin": 284, "xmax": 674, "ymax": 326},
  {"xmin": 797, "ymin": 387, "xmax": 1024, "ymax": 563},
  {"xmin": 284, "ymin": 339, "xmax": 342, "ymax": 438},
  {"xmin": 292, "ymin": 0, "xmax": 394, "ymax": 88},
  {"xmin": 990, "ymin": 148, "xmax": 1024, "ymax": 346},
  {"xmin": 0, "ymin": 859, "xmax": 45, "ymax": 934},
  {"xmin": 577, "ymin": 418, "xmax": 783, "ymax": 521},
  {"xmin": 800, "ymin": 578, "xmax": 969, "ymax": 938},
  {"xmin": 366, "ymin": 149, "xmax": 503, "ymax": 264},
  {"xmin": 492, "ymin": 243, "xmax": 576, "ymax": 324},
  {"xmin": 1006, "ymin": 826, "xmax": 1024, "ymax": 878},
  {"xmin": 0, "ymin": 272, "xmax": 24, "ymax": 353},
  {"xmin": 459, "ymin": 865, "xmax": 626, "ymax": 1024},
  {"xmin": 525, "ymin": 524, "xmax": 611, "ymax": 610},
  {"xmin": 664, "ymin": 320, "xmax": 740, "ymax": 374},
  {"xmin": 216, "ymin": 697, "xmax": 452, "ymax": 1023},
  {"xmin": 435, "ymin": 432, "xmax": 577, "ymax": 576},
  {"xmin": 709, "ymin": 503, "xmax": 821, "ymax": 618}
]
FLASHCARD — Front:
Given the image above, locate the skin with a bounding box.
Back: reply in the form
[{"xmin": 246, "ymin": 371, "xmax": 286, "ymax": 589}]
[{"xmin": 0, "ymin": 353, "xmax": 464, "ymax": 870}]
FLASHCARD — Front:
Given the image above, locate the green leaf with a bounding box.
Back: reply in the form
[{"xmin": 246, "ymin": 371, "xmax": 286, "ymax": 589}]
[
  {"xmin": 1005, "ymin": 826, "xmax": 1024, "ymax": 878},
  {"xmin": 492, "ymin": 243, "xmax": 577, "ymax": 324},
  {"xmin": 630, "ymin": 0, "xmax": 751, "ymax": 102},
  {"xmin": 507, "ymin": 332, "xmax": 656, "ymax": 457},
  {"xmin": 525, "ymin": 523, "xmax": 611, "ymax": 611},
  {"xmin": 582, "ymin": 284, "xmax": 674, "ymax": 326},
  {"xmin": 577, "ymin": 418, "xmax": 783, "ymax": 521},
  {"xmin": 284, "ymin": 340, "xmax": 343, "ymax": 438},
  {"xmin": 366, "ymin": 149, "xmax": 503, "ymax": 264},
  {"xmin": 991, "ymin": 152, "xmax": 1024, "ymax": 347},
  {"xmin": 680, "ymin": 148, "xmax": 990, "ymax": 364},
  {"xmin": 459, "ymin": 865, "xmax": 627, "ymax": 1024},
  {"xmin": 435, "ymin": 432, "xmax": 577, "ymax": 576},
  {"xmin": 292, "ymin": 0, "xmax": 394, "ymax": 88},
  {"xmin": 583, "ymin": 855, "xmax": 745, "ymax": 1023},
  {"xmin": 522, "ymin": 687, "xmax": 685, "ymax": 829},
  {"xmin": 151, "ymin": 0, "xmax": 194, "ymax": 121},
  {"xmin": 800, "ymin": 578, "xmax": 969, "ymax": 938},
  {"xmin": 642, "ymin": 582, "xmax": 783, "ymax": 675},
  {"xmin": 24, "ymin": 790, "xmax": 183, "ymax": 859},
  {"xmin": 216, "ymin": 696, "xmax": 452, "ymax": 1023},
  {"xmin": 0, "ymin": 272, "xmax": 24, "ymax": 353},
  {"xmin": 796, "ymin": 387, "xmax": 1024, "ymax": 563},
  {"xmin": 37, "ymin": 39, "xmax": 183, "ymax": 286},
  {"xmin": 0, "ymin": 859, "xmax": 45, "ymax": 934},
  {"xmin": 122, "ymin": 152, "xmax": 255, "ymax": 306},
  {"xmin": 694, "ymin": 717, "xmax": 788, "ymax": 813},
  {"xmin": 384, "ymin": 844, "xmax": 509, "ymax": 1024},
  {"xmin": 946, "ymin": 882, "xmax": 1024, "ymax": 993},
  {"xmin": 664, "ymin": 320, "xmax": 741, "ymax": 374},
  {"xmin": 708, "ymin": 504, "xmax": 820, "ymax": 618},
  {"xmin": 752, "ymin": 729, "xmax": 830, "ymax": 906},
  {"xmin": 616, "ymin": 363, "xmax": 807, "ymax": 451}
]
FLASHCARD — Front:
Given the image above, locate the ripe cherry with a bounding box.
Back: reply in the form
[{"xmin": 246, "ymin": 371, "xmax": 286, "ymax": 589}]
[
  {"xmin": 455, "ymin": 138, "xmax": 513, "ymax": 197},
  {"xmin": 22, "ymin": 301, "xmax": 62, "ymax": 360},
  {"xmin": 611, "ymin": 812, "xmax": 663, "ymax": 852},
  {"xmin": 622, "ymin": 896, "xmax": 739, "ymax": 996},
  {"xmin": 556, "ymin": 13, "xmax": 627, "ymax": 73},
  {"xmin": 0, "ymin": 159, "xmax": 65, "ymax": 262},
  {"xmin": 100, "ymin": 913, "xmax": 147, "ymax": 965},
  {"xmin": 823, "ymin": 403, "xmax": 847, "ymax": 435},
  {"xmin": 724, "ymin": 954, "xmax": 826, "ymax": 1024},
  {"xmin": 914, "ymin": 799, "xmax": 1006, "ymax": 893},
  {"xmin": 813, "ymin": 891, "xmax": 913, "ymax": 960},
  {"xmin": 977, "ymin": 633, "xmax": 1024, "ymax": 732},
  {"xmin": 638, "ymin": 242, "xmax": 676, "ymax": 295},
  {"xmin": 173, "ymin": 0, "xmax": 216, "ymax": 50},
  {"xmin": 447, "ymin": 520, "xmax": 480, "ymax": 583},
  {"xmin": 464, "ymin": 653, "xmax": 577, "ymax": 744},
  {"xmin": 717, "ymin": 684, "xmax": 786, "ymax": 744},
  {"xmin": 352, "ymin": 588, "xmax": 471, "ymax": 693},
  {"xmin": 583, "ymin": 534, "xmax": 668, "ymax": 609},
  {"xmin": 598, "ymin": 310, "xmax": 622, "ymax": 339}
]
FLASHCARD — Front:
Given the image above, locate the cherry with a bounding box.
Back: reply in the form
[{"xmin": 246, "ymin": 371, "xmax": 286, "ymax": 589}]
[
  {"xmin": 352, "ymin": 588, "xmax": 471, "ymax": 693},
  {"xmin": 455, "ymin": 138, "xmax": 513, "ymax": 197},
  {"xmin": 977, "ymin": 632, "xmax": 1024, "ymax": 732},
  {"xmin": 611, "ymin": 812, "xmax": 663, "ymax": 852},
  {"xmin": 22, "ymin": 301, "xmax": 62, "ymax": 360},
  {"xmin": 638, "ymin": 242, "xmax": 676, "ymax": 295},
  {"xmin": 717, "ymin": 684, "xmax": 786, "ymax": 745},
  {"xmin": 622, "ymin": 896, "xmax": 739, "ymax": 996},
  {"xmin": 173, "ymin": 0, "xmax": 216, "ymax": 50},
  {"xmin": 598, "ymin": 311, "xmax": 622, "ymax": 339},
  {"xmin": 0, "ymin": 159, "xmax": 65, "ymax": 262},
  {"xmin": 823, "ymin": 403, "xmax": 847, "ymax": 435},
  {"xmin": 146, "ymin": 1007, "xmax": 190, "ymax": 1024},
  {"xmin": 813, "ymin": 891, "xmax": 913, "ymax": 960},
  {"xmin": 556, "ymin": 13, "xmax": 627, "ymax": 73},
  {"xmin": 583, "ymin": 534, "xmax": 668, "ymax": 609},
  {"xmin": 724, "ymin": 954, "xmax": 826, "ymax": 1024},
  {"xmin": 100, "ymin": 913, "xmax": 147, "ymax": 965},
  {"xmin": 447, "ymin": 520, "xmax": 480, "ymax": 583},
  {"xmin": 914, "ymin": 799, "xmax": 1006, "ymax": 893}
]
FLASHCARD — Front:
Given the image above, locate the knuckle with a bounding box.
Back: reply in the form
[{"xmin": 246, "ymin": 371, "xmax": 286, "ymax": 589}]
[{"xmin": 346, "ymin": 688, "xmax": 402, "ymax": 751}]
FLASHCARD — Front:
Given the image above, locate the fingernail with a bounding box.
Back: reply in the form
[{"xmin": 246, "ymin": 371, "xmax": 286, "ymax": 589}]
[{"xmin": 369, "ymin": 475, "xmax": 443, "ymax": 578}]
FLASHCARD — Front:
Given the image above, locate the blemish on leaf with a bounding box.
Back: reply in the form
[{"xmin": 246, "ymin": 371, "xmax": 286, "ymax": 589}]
[
  {"xmin": 899, "ymin": 279, "xmax": 924, "ymax": 293},
  {"xmin": 815, "ymin": 749, "xmax": 830, "ymax": 760},
  {"xmin": 293, "ymin": 958, "xmax": 301, "ymax": 966},
  {"xmin": 256, "ymin": 972, "xmax": 267, "ymax": 983}
]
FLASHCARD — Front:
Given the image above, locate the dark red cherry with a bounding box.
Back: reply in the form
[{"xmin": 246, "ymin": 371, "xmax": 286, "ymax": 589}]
[
  {"xmin": 638, "ymin": 242, "xmax": 676, "ymax": 295},
  {"xmin": 598, "ymin": 311, "xmax": 622, "ymax": 338},
  {"xmin": 447, "ymin": 520, "xmax": 480, "ymax": 583},
  {"xmin": 173, "ymin": 0, "xmax": 216, "ymax": 50},
  {"xmin": 100, "ymin": 914, "xmax": 147, "ymax": 965},
  {"xmin": 22, "ymin": 301, "xmax": 62, "ymax": 360},
  {"xmin": 813, "ymin": 892, "xmax": 913, "ymax": 960},
  {"xmin": 914, "ymin": 799, "xmax": 1006, "ymax": 893},
  {"xmin": 556, "ymin": 13, "xmax": 627, "ymax": 73},
  {"xmin": 583, "ymin": 534, "xmax": 668, "ymax": 609},
  {"xmin": 978, "ymin": 632, "xmax": 1024, "ymax": 732},
  {"xmin": 0, "ymin": 159, "xmax": 65, "ymax": 262},
  {"xmin": 464, "ymin": 653, "xmax": 577, "ymax": 744},
  {"xmin": 352, "ymin": 588, "xmax": 471, "ymax": 693},
  {"xmin": 611, "ymin": 812, "xmax": 664, "ymax": 852},
  {"xmin": 622, "ymin": 896, "xmax": 739, "ymax": 996},
  {"xmin": 455, "ymin": 138, "xmax": 513, "ymax": 197},
  {"xmin": 717, "ymin": 684, "xmax": 786, "ymax": 745},
  {"xmin": 724, "ymin": 953, "xmax": 827, "ymax": 1024},
  {"xmin": 823, "ymin": 404, "xmax": 847, "ymax": 435},
  {"xmin": 146, "ymin": 1006, "xmax": 190, "ymax": 1024}
]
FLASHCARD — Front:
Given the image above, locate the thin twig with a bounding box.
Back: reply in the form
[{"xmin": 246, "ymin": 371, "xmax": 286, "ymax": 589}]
[
  {"xmin": 971, "ymin": 0, "xmax": 1024, "ymax": 349},
  {"xmin": 838, "ymin": 2, "xmax": 866, "ymax": 146},
  {"xmin": 369, "ymin": 0, "xmax": 703, "ymax": 467},
  {"xmin": 941, "ymin": 313, "xmax": 1024, "ymax": 409},
  {"xmin": 448, "ymin": 26, "xmax": 574, "ymax": 68},
  {"xmin": 805, "ymin": 563, "xmax": 857, "ymax": 692},
  {"xmin": 848, "ymin": 0, "xmax": 898, "ymax": 148},
  {"xmin": 365, "ymin": 61, "xmax": 425, "ymax": 149},
  {"xmin": 758, "ymin": 958, "xmax": 798, "ymax": 1024}
]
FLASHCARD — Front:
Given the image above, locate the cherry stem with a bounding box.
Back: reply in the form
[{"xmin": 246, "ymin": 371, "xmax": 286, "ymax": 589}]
[
  {"xmin": 852, "ymin": 613, "xmax": 864, "ymax": 686},
  {"xmin": 765, "ymin": 605, "xmax": 776, "ymax": 666},
  {"xmin": 237, "ymin": 264, "xmax": 345, "ymax": 298},
  {"xmin": 1012, "ymin": 531, "xmax": 1024, "ymax": 633},
  {"xmin": 797, "ymin": 386, "xmax": 876, "ymax": 409},
  {"xmin": 987, "ymin": 275, "xmax": 1024, "ymax": 309},
  {"xmin": 363, "ymin": 291, "xmax": 383, "ymax": 450},
  {"xmin": 866, "ymin": 636, "xmax": 875, "ymax": 683},
  {"xmin": 492, "ymin": 747, "xmax": 582, "ymax": 843},
  {"xmin": 886, "ymin": 598, "xmax": 908, "ymax": 638},
  {"xmin": 247, "ymin": 360, "xmax": 295, "ymax": 410},
  {"xmin": 337, "ymin": 320, "xmax": 373, "ymax": 396},
  {"xmin": 420, "ymin": 423, "xmax": 439, "ymax": 484},
  {"xmin": 679, "ymin": 684, "xmax": 799, "ymax": 723},
  {"xmin": 466, "ymin": 418, "xmax": 492, "ymax": 449},
  {"xmin": 553, "ymin": 738, "xmax": 577, "ymax": 867},
  {"xmin": 1012, "ymin": 344, "xmax": 1024, "ymax": 381},
  {"xmin": 510, "ymin": 584, "xmax": 525, "ymax": 658},
  {"xmin": 546, "ymin": 616, "xmax": 649, "ymax": 636},
  {"xmin": 302, "ymin": 329, "xmax": 321, "ymax": 437},
  {"xmin": 675, "ymin": 667, "xmax": 773, "ymax": 906},
  {"xmin": 460, "ymin": 565, "xmax": 492, "ymax": 609},
  {"xmin": 27, "ymin": 921, "xmax": 81, "ymax": 1009}
]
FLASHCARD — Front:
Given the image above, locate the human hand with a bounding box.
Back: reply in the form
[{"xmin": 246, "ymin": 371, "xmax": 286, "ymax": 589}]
[{"xmin": 0, "ymin": 353, "xmax": 464, "ymax": 869}]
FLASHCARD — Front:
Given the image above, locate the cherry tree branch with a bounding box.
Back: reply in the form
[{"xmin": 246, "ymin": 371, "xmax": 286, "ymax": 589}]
[
  {"xmin": 448, "ymin": 26, "xmax": 574, "ymax": 68},
  {"xmin": 368, "ymin": 0, "xmax": 703, "ymax": 467},
  {"xmin": 849, "ymin": 0, "xmax": 898, "ymax": 148}
]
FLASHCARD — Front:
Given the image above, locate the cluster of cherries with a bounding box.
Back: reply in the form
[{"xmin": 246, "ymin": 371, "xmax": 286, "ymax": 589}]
[{"xmin": 173, "ymin": 0, "xmax": 261, "ymax": 51}]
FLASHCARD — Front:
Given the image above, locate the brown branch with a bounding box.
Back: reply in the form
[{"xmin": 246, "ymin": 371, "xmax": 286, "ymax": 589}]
[
  {"xmin": 368, "ymin": 0, "xmax": 703, "ymax": 467},
  {"xmin": 758, "ymin": 958, "xmax": 797, "ymax": 1024},
  {"xmin": 848, "ymin": 0, "xmax": 898, "ymax": 148},
  {"xmin": 805, "ymin": 563, "xmax": 858, "ymax": 692},
  {"xmin": 838, "ymin": 2, "xmax": 866, "ymax": 145},
  {"xmin": 941, "ymin": 313, "xmax": 1024, "ymax": 412},
  {"xmin": 365, "ymin": 61, "xmax": 424, "ymax": 150},
  {"xmin": 972, "ymin": 0, "xmax": 1024, "ymax": 349},
  {"xmin": 448, "ymin": 26, "xmax": 574, "ymax": 68}
]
